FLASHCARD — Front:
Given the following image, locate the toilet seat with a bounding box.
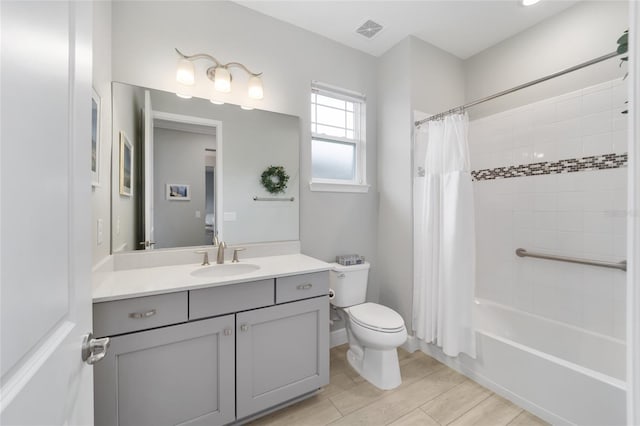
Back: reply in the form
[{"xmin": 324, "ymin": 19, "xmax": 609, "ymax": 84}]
[{"xmin": 347, "ymin": 303, "xmax": 405, "ymax": 333}]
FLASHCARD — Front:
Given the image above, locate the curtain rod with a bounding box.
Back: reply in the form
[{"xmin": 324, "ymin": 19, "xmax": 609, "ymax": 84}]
[{"xmin": 415, "ymin": 51, "xmax": 620, "ymax": 127}]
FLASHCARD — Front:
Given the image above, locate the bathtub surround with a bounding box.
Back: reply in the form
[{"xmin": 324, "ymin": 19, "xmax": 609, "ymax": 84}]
[
  {"xmin": 471, "ymin": 79, "xmax": 627, "ymax": 340},
  {"xmin": 438, "ymin": 79, "xmax": 628, "ymax": 424},
  {"xmin": 413, "ymin": 113, "xmax": 476, "ymax": 358},
  {"xmin": 472, "ymin": 153, "xmax": 628, "ymax": 181}
]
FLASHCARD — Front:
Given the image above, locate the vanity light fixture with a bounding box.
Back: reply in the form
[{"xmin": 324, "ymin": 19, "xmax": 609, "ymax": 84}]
[{"xmin": 175, "ymin": 48, "xmax": 264, "ymax": 101}]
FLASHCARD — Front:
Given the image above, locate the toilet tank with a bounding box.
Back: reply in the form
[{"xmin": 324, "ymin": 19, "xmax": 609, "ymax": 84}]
[{"xmin": 329, "ymin": 262, "xmax": 370, "ymax": 307}]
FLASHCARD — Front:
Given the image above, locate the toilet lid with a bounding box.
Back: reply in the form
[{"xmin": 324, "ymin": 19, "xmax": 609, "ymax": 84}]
[{"xmin": 348, "ymin": 303, "xmax": 405, "ymax": 332}]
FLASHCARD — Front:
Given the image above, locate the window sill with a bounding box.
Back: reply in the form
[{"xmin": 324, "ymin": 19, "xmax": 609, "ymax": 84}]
[{"xmin": 309, "ymin": 181, "xmax": 370, "ymax": 193}]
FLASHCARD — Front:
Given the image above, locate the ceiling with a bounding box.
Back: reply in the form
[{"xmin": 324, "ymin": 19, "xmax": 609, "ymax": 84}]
[{"xmin": 234, "ymin": 0, "xmax": 581, "ymax": 59}]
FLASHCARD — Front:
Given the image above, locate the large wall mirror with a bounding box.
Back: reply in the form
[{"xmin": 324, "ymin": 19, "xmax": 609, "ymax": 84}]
[{"xmin": 111, "ymin": 82, "xmax": 300, "ymax": 253}]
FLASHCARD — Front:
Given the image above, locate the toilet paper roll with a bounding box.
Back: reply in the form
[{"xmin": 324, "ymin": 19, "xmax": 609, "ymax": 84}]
[{"xmin": 328, "ymin": 289, "xmax": 335, "ymax": 300}]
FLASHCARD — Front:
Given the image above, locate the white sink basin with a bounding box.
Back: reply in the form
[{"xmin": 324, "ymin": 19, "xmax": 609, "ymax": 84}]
[{"xmin": 190, "ymin": 263, "xmax": 260, "ymax": 278}]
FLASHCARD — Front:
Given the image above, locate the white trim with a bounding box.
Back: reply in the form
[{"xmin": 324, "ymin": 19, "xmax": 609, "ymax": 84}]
[
  {"xmin": 151, "ymin": 111, "xmax": 224, "ymax": 241},
  {"xmin": 311, "ymin": 83, "xmax": 367, "ymax": 188},
  {"xmin": 309, "ymin": 181, "xmax": 370, "ymax": 193},
  {"xmin": 330, "ymin": 328, "xmax": 348, "ymax": 348},
  {"xmin": 152, "ymin": 111, "xmax": 221, "ymax": 128},
  {"xmin": 627, "ymin": 3, "xmax": 640, "ymax": 424},
  {"xmin": 311, "ymin": 80, "xmax": 366, "ymax": 102}
]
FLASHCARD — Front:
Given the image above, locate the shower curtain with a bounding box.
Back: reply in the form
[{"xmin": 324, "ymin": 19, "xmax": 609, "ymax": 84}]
[{"xmin": 413, "ymin": 112, "xmax": 476, "ymax": 358}]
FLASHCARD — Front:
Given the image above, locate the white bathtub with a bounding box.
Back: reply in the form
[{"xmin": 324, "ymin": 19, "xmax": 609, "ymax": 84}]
[{"xmin": 414, "ymin": 299, "xmax": 627, "ymax": 425}]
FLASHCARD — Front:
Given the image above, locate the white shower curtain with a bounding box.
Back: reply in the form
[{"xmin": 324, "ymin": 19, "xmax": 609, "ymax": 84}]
[{"xmin": 413, "ymin": 112, "xmax": 476, "ymax": 358}]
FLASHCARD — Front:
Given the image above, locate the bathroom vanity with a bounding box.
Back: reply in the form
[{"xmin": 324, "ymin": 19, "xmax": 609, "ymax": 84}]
[{"xmin": 92, "ymin": 254, "xmax": 330, "ymax": 426}]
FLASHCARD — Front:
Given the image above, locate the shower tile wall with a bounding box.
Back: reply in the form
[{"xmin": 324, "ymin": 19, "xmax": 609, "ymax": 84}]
[{"xmin": 470, "ymin": 79, "xmax": 627, "ymax": 340}]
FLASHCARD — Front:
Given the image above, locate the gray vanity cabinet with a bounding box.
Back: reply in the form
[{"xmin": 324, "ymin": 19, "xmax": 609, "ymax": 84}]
[
  {"xmin": 94, "ymin": 315, "xmax": 235, "ymax": 426},
  {"xmin": 93, "ymin": 270, "xmax": 330, "ymax": 425},
  {"xmin": 236, "ymin": 296, "xmax": 329, "ymax": 419}
]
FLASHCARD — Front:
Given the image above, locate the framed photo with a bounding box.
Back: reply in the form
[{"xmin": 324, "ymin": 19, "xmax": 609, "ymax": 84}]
[
  {"xmin": 91, "ymin": 88, "xmax": 101, "ymax": 187},
  {"xmin": 119, "ymin": 132, "xmax": 133, "ymax": 197},
  {"xmin": 166, "ymin": 184, "xmax": 191, "ymax": 201}
]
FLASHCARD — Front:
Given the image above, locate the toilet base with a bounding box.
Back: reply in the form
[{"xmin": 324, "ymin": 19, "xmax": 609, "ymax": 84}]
[{"xmin": 346, "ymin": 346, "xmax": 402, "ymax": 390}]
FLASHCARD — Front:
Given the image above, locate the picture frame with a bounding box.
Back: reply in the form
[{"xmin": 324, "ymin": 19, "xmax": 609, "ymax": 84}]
[
  {"xmin": 166, "ymin": 184, "xmax": 191, "ymax": 201},
  {"xmin": 91, "ymin": 88, "xmax": 101, "ymax": 187},
  {"xmin": 119, "ymin": 132, "xmax": 133, "ymax": 197}
]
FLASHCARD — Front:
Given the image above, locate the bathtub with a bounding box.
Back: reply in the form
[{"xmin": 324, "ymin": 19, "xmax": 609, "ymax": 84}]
[{"xmin": 412, "ymin": 299, "xmax": 626, "ymax": 425}]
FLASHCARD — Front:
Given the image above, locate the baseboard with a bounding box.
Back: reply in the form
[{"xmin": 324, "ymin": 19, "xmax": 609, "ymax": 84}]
[
  {"xmin": 401, "ymin": 334, "xmax": 420, "ymax": 353},
  {"xmin": 330, "ymin": 328, "xmax": 348, "ymax": 348}
]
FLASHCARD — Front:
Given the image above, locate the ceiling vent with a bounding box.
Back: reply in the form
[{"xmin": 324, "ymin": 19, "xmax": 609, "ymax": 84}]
[{"xmin": 355, "ymin": 20, "xmax": 383, "ymax": 39}]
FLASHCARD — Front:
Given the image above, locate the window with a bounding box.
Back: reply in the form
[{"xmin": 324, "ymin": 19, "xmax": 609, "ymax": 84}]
[{"xmin": 310, "ymin": 82, "xmax": 368, "ymax": 192}]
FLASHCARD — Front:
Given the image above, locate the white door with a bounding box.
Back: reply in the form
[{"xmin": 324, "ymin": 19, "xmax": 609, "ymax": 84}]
[
  {"xmin": 1, "ymin": 2, "xmax": 95, "ymax": 424},
  {"xmin": 143, "ymin": 90, "xmax": 155, "ymax": 249}
]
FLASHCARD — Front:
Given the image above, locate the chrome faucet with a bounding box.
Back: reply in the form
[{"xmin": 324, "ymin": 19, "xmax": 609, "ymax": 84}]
[{"xmin": 216, "ymin": 241, "xmax": 226, "ymax": 264}]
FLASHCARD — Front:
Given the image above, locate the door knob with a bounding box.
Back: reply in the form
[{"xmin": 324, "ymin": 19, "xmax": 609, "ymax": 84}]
[{"xmin": 81, "ymin": 332, "xmax": 111, "ymax": 365}]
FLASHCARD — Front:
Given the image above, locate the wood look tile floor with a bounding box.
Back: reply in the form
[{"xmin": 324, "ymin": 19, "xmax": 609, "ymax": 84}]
[{"xmin": 248, "ymin": 344, "xmax": 548, "ymax": 426}]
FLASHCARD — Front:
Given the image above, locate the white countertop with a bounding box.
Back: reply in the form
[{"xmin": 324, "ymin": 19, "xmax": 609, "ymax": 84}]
[{"xmin": 92, "ymin": 254, "xmax": 331, "ymax": 303}]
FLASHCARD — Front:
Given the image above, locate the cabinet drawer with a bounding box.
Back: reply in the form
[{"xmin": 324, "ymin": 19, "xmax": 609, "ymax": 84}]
[
  {"xmin": 275, "ymin": 271, "xmax": 329, "ymax": 304},
  {"xmin": 93, "ymin": 292, "xmax": 188, "ymax": 337},
  {"xmin": 189, "ymin": 279, "xmax": 274, "ymax": 320}
]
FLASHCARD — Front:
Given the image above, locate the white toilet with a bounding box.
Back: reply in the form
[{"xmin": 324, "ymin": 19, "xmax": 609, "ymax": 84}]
[{"xmin": 330, "ymin": 262, "xmax": 407, "ymax": 390}]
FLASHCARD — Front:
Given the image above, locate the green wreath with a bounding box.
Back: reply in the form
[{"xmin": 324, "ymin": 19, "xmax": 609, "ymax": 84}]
[{"xmin": 260, "ymin": 165, "xmax": 289, "ymax": 194}]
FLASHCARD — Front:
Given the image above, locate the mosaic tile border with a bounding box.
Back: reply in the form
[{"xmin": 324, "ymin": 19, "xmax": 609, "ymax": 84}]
[{"xmin": 471, "ymin": 153, "xmax": 628, "ymax": 181}]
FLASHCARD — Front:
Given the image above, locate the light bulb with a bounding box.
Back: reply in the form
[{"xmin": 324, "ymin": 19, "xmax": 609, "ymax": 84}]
[
  {"xmin": 522, "ymin": 0, "xmax": 540, "ymax": 5},
  {"xmin": 240, "ymin": 105, "xmax": 254, "ymax": 111},
  {"xmin": 210, "ymin": 99, "xmax": 225, "ymax": 105},
  {"xmin": 176, "ymin": 59, "xmax": 195, "ymax": 85},
  {"xmin": 248, "ymin": 75, "xmax": 264, "ymax": 100},
  {"xmin": 214, "ymin": 67, "xmax": 231, "ymax": 93}
]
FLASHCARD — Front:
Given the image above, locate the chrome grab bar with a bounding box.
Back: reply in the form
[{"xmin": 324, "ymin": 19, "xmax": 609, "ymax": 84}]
[
  {"xmin": 515, "ymin": 248, "xmax": 627, "ymax": 271},
  {"xmin": 252, "ymin": 196, "xmax": 295, "ymax": 202}
]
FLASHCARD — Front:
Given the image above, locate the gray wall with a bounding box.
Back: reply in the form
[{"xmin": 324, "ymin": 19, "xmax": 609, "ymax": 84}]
[
  {"xmin": 111, "ymin": 83, "xmax": 145, "ymax": 252},
  {"xmin": 110, "ymin": 1, "xmax": 379, "ymax": 287},
  {"xmin": 92, "ymin": 0, "xmax": 112, "ymax": 266},
  {"xmin": 464, "ymin": 0, "xmax": 628, "ymax": 119},
  {"xmin": 153, "ymin": 127, "xmax": 215, "ymax": 249},
  {"xmin": 376, "ymin": 36, "xmax": 466, "ymax": 329}
]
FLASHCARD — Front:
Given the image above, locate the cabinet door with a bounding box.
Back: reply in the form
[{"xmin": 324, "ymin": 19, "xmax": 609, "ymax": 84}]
[
  {"xmin": 94, "ymin": 315, "xmax": 235, "ymax": 426},
  {"xmin": 236, "ymin": 296, "xmax": 329, "ymax": 419}
]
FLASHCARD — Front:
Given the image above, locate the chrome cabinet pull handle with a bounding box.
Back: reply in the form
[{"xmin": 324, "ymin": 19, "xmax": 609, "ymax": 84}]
[
  {"xmin": 224, "ymin": 328, "xmax": 233, "ymax": 336},
  {"xmin": 82, "ymin": 333, "xmax": 111, "ymax": 365},
  {"xmin": 129, "ymin": 309, "xmax": 156, "ymax": 319},
  {"xmin": 240, "ymin": 324, "xmax": 249, "ymax": 332},
  {"xmin": 296, "ymin": 283, "xmax": 313, "ymax": 290},
  {"xmin": 337, "ymin": 273, "xmax": 346, "ymax": 278}
]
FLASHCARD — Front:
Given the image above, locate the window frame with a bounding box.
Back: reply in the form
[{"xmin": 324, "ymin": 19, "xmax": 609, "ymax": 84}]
[{"xmin": 310, "ymin": 82, "xmax": 369, "ymax": 193}]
